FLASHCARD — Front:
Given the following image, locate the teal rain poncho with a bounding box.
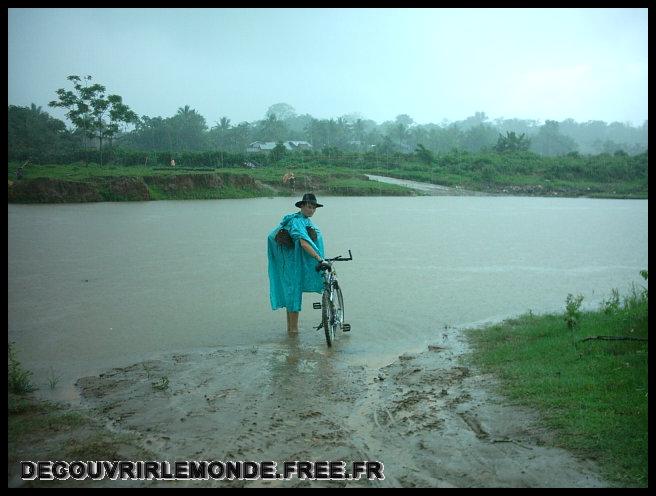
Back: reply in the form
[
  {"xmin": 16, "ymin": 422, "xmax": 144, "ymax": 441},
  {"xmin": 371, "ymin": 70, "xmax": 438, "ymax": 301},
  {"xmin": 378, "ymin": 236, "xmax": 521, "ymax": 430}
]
[{"xmin": 267, "ymin": 212, "xmax": 325, "ymax": 312}]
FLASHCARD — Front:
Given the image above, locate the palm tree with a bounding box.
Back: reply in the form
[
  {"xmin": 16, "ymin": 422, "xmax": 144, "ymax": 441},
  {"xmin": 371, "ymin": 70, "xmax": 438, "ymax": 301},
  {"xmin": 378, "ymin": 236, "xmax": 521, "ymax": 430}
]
[
  {"xmin": 218, "ymin": 116, "xmax": 231, "ymax": 131},
  {"xmin": 395, "ymin": 122, "xmax": 408, "ymax": 148},
  {"xmin": 353, "ymin": 119, "xmax": 365, "ymax": 143},
  {"xmin": 172, "ymin": 105, "xmax": 207, "ymax": 151},
  {"xmin": 29, "ymin": 103, "xmax": 44, "ymax": 116},
  {"xmin": 177, "ymin": 105, "xmax": 192, "ymax": 117}
]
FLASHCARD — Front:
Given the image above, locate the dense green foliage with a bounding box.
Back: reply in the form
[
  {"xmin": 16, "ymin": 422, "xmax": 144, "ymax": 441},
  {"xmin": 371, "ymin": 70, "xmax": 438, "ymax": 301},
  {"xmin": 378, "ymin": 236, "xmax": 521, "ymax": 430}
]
[
  {"xmin": 8, "ymin": 104, "xmax": 78, "ymax": 162},
  {"xmin": 8, "ymin": 78, "xmax": 648, "ymax": 164}
]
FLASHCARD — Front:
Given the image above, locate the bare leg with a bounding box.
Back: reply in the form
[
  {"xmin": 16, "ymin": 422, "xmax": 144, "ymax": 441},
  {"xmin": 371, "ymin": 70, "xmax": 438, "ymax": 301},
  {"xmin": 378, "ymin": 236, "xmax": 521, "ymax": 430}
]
[{"xmin": 287, "ymin": 311, "xmax": 299, "ymax": 333}]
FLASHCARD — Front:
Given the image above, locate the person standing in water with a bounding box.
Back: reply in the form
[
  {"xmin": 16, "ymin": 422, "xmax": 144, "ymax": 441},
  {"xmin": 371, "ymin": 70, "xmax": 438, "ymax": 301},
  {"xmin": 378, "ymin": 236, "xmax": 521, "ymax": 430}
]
[{"xmin": 267, "ymin": 193, "xmax": 325, "ymax": 334}]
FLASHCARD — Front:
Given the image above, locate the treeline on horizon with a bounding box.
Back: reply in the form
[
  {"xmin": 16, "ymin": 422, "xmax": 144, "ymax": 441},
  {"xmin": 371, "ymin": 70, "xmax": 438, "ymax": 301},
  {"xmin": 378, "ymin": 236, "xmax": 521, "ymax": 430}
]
[{"xmin": 8, "ymin": 99, "xmax": 648, "ymax": 167}]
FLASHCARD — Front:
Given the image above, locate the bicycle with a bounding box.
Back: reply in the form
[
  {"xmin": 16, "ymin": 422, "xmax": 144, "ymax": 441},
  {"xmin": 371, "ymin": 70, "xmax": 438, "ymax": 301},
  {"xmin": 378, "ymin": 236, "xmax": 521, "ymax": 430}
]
[{"xmin": 313, "ymin": 250, "xmax": 353, "ymax": 347}]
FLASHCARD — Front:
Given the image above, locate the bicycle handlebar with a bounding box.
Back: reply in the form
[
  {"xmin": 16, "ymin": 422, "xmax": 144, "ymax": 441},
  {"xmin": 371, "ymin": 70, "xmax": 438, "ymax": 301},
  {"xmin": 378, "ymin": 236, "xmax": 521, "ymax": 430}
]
[{"xmin": 325, "ymin": 250, "xmax": 353, "ymax": 262}]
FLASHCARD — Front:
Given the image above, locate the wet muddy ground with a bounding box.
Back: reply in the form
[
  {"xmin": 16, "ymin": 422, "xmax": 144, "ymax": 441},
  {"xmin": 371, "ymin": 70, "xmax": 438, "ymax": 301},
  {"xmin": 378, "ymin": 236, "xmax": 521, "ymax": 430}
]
[{"xmin": 16, "ymin": 328, "xmax": 609, "ymax": 487}]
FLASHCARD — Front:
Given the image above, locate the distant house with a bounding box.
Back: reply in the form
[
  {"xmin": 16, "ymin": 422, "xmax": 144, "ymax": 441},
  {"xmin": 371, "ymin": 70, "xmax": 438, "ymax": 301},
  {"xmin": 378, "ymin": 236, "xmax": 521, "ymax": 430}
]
[
  {"xmin": 246, "ymin": 141, "xmax": 276, "ymax": 153},
  {"xmin": 285, "ymin": 141, "xmax": 313, "ymax": 151},
  {"xmin": 246, "ymin": 141, "xmax": 313, "ymax": 153}
]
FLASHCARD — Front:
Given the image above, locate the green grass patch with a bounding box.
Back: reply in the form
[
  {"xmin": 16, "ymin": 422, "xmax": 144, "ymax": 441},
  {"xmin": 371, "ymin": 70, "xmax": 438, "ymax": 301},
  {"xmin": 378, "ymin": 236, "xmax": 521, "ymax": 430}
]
[
  {"xmin": 8, "ymin": 342, "xmax": 36, "ymax": 394},
  {"xmin": 322, "ymin": 176, "xmax": 413, "ymax": 196},
  {"xmin": 8, "ymin": 392, "xmax": 158, "ymax": 487},
  {"xmin": 8, "ymin": 345, "xmax": 158, "ymax": 486},
  {"xmin": 8, "ymin": 160, "xmax": 647, "ymax": 201},
  {"xmin": 9, "ymin": 162, "xmax": 163, "ymax": 180},
  {"xmin": 463, "ymin": 276, "xmax": 648, "ymax": 487},
  {"xmin": 8, "ymin": 395, "xmax": 89, "ymax": 444},
  {"xmin": 147, "ymin": 184, "xmax": 263, "ymax": 201}
]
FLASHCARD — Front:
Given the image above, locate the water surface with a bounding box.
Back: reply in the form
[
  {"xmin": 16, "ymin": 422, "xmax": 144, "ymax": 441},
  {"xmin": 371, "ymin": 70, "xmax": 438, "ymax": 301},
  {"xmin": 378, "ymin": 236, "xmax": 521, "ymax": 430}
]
[{"xmin": 8, "ymin": 196, "xmax": 648, "ymax": 399}]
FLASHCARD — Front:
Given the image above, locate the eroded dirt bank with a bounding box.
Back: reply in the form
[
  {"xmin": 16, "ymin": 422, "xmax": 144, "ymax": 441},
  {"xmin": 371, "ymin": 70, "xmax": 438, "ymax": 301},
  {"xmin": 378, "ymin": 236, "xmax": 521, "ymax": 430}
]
[
  {"xmin": 9, "ymin": 328, "xmax": 609, "ymax": 488},
  {"xmin": 7, "ymin": 173, "xmax": 262, "ymax": 203}
]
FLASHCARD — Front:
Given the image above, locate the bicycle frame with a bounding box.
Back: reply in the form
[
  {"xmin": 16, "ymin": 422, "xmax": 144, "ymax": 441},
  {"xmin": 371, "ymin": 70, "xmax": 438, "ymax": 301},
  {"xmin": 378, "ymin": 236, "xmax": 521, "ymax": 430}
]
[{"xmin": 319, "ymin": 249, "xmax": 352, "ymax": 298}]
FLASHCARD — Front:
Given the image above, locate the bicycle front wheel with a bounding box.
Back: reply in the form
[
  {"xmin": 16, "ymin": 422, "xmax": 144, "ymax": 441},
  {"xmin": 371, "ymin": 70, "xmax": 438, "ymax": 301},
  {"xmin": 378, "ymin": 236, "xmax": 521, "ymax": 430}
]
[
  {"xmin": 334, "ymin": 284, "xmax": 344, "ymax": 330},
  {"xmin": 322, "ymin": 290, "xmax": 336, "ymax": 347}
]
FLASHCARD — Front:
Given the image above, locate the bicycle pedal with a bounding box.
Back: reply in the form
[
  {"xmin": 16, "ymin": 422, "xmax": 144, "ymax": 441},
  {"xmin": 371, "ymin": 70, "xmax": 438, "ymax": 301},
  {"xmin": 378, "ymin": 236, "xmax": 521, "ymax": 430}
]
[
  {"xmin": 313, "ymin": 302, "xmax": 321, "ymax": 309},
  {"xmin": 342, "ymin": 324, "xmax": 351, "ymax": 332}
]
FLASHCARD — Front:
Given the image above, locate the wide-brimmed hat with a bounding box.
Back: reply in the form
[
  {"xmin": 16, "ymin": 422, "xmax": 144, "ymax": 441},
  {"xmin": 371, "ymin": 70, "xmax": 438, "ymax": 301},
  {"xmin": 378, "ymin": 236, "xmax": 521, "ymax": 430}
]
[{"xmin": 295, "ymin": 193, "xmax": 323, "ymax": 208}]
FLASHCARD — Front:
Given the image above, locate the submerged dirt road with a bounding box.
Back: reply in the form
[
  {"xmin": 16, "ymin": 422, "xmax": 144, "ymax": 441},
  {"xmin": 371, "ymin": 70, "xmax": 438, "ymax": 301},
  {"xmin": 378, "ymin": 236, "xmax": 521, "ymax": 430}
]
[{"xmin": 53, "ymin": 328, "xmax": 609, "ymax": 488}]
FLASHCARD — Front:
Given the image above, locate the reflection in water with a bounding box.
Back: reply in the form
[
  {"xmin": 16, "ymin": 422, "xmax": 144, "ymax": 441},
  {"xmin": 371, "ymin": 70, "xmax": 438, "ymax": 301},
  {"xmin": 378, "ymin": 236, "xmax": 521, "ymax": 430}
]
[
  {"xmin": 284, "ymin": 333, "xmax": 301, "ymax": 367},
  {"xmin": 268, "ymin": 333, "xmax": 341, "ymax": 406}
]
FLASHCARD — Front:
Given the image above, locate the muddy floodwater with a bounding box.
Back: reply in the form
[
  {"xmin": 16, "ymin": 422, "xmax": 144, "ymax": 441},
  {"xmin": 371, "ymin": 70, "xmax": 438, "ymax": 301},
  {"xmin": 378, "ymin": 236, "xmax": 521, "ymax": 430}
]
[{"xmin": 8, "ymin": 194, "xmax": 647, "ymax": 487}]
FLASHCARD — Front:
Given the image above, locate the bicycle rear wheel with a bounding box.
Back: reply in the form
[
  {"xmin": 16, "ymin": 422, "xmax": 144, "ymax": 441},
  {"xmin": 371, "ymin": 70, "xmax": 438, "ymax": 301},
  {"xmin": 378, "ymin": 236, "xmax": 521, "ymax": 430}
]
[{"xmin": 322, "ymin": 290, "xmax": 335, "ymax": 347}]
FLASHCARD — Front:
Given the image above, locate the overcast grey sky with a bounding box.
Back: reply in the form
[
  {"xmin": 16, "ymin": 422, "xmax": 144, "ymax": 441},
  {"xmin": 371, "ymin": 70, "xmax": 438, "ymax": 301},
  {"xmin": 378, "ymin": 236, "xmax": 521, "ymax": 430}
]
[{"xmin": 8, "ymin": 8, "xmax": 648, "ymax": 129}]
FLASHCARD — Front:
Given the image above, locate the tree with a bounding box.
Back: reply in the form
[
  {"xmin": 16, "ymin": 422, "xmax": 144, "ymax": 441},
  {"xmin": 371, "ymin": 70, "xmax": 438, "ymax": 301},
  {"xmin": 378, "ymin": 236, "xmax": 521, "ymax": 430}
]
[
  {"xmin": 106, "ymin": 94, "xmax": 139, "ymax": 148},
  {"xmin": 285, "ymin": 113, "xmax": 313, "ymax": 136},
  {"xmin": 266, "ymin": 103, "xmax": 296, "ymax": 121},
  {"xmin": 393, "ymin": 122, "xmax": 408, "ymax": 148},
  {"xmin": 458, "ymin": 111, "xmax": 489, "ymax": 130},
  {"xmin": 426, "ymin": 124, "xmax": 463, "ymax": 154},
  {"xmin": 494, "ymin": 131, "xmax": 531, "ymax": 153},
  {"xmin": 232, "ymin": 122, "xmax": 253, "ymax": 153},
  {"xmin": 414, "ymin": 144, "xmax": 435, "ymax": 164},
  {"xmin": 407, "ymin": 126, "xmax": 427, "ymax": 151},
  {"xmin": 352, "ymin": 119, "xmax": 366, "ymax": 143},
  {"xmin": 393, "ymin": 114, "xmax": 414, "ymax": 150},
  {"xmin": 218, "ymin": 116, "xmax": 231, "ymax": 131},
  {"xmin": 530, "ymin": 120, "xmax": 578, "ymax": 156},
  {"xmin": 462, "ymin": 124, "xmax": 497, "ymax": 153},
  {"xmin": 124, "ymin": 115, "xmax": 170, "ymax": 151},
  {"xmin": 209, "ymin": 116, "xmax": 232, "ymax": 150},
  {"xmin": 333, "ymin": 117, "xmax": 350, "ymax": 148},
  {"xmin": 304, "ymin": 118, "xmax": 324, "ymax": 148},
  {"xmin": 304, "ymin": 118, "xmax": 341, "ymax": 148},
  {"xmin": 168, "ymin": 105, "xmax": 208, "ymax": 151},
  {"xmin": 271, "ymin": 141, "xmax": 287, "ymax": 161},
  {"xmin": 395, "ymin": 114, "xmax": 414, "ymax": 128},
  {"xmin": 49, "ymin": 75, "xmax": 138, "ymax": 165},
  {"xmin": 256, "ymin": 113, "xmax": 287, "ymax": 143},
  {"xmin": 8, "ymin": 104, "xmax": 74, "ymax": 162},
  {"xmin": 377, "ymin": 135, "xmax": 397, "ymax": 155}
]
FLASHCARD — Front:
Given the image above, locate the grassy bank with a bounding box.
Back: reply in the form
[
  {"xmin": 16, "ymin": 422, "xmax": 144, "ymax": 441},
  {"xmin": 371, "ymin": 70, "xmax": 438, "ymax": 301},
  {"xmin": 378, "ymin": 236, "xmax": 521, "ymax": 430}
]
[
  {"xmin": 8, "ymin": 158, "xmax": 647, "ymax": 203},
  {"xmin": 7, "ymin": 163, "xmax": 413, "ymax": 203},
  {"xmin": 8, "ymin": 341, "xmax": 156, "ymax": 487},
  {"xmin": 8, "ymin": 392, "xmax": 158, "ymax": 487},
  {"xmin": 356, "ymin": 165, "xmax": 648, "ymax": 199},
  {"xmin": 463, "ymin": 273, "xmax": 648, "ymax": 487}
]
